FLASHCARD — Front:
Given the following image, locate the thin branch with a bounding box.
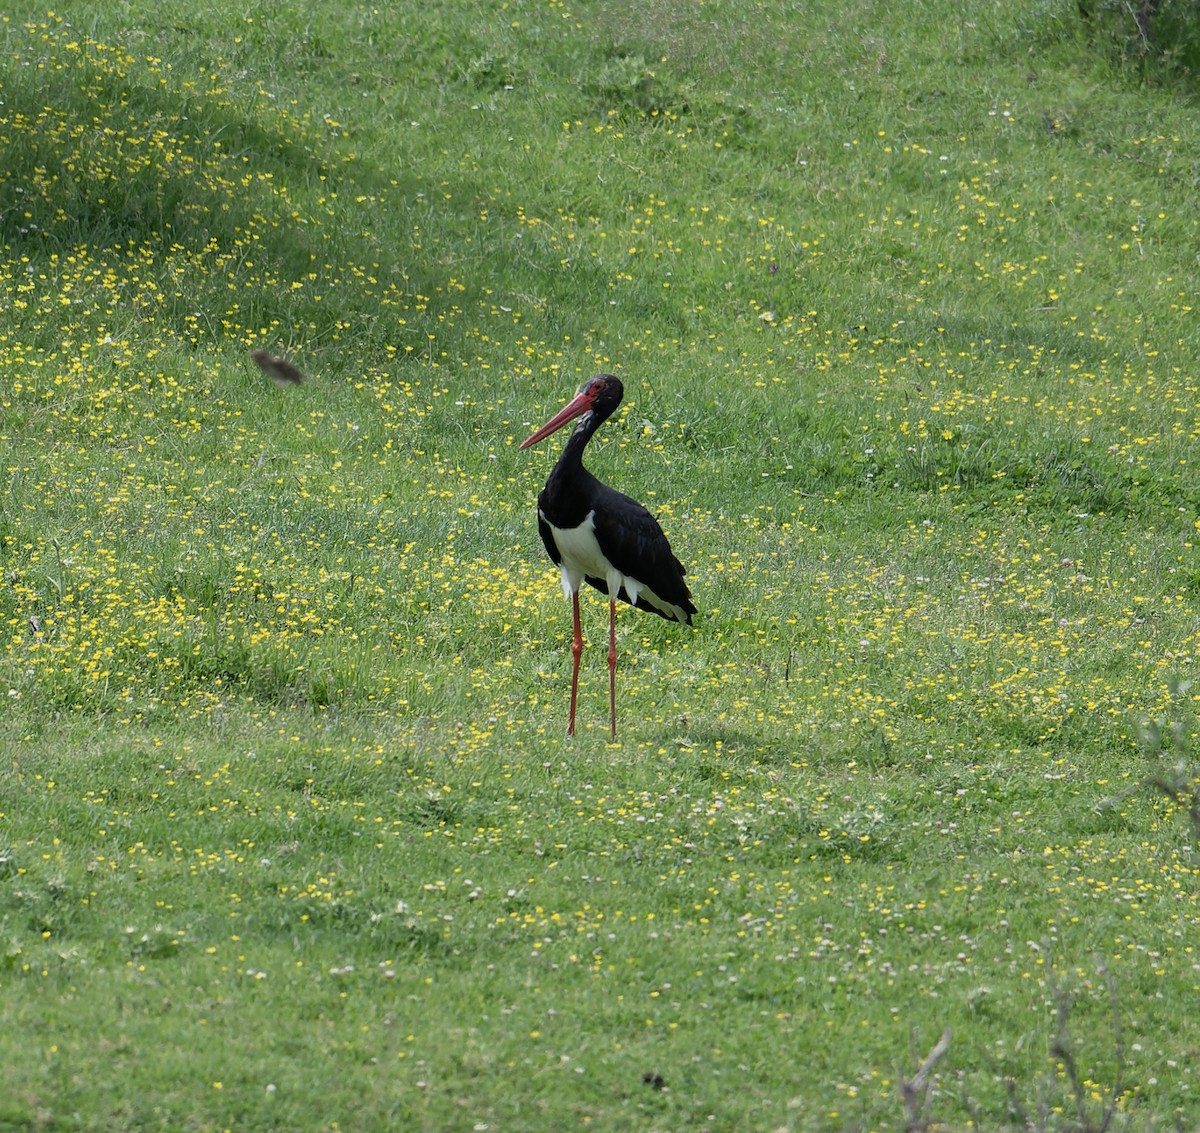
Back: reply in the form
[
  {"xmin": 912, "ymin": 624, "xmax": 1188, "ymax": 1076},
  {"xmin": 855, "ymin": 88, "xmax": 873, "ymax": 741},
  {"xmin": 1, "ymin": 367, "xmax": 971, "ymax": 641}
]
[
  {"xmin": 1048, "ymin": 970, "xmax": 1090, "ymax": 1132},
  {"xmin": 900, "ymin": 1028, "xmax": 952, "ymax": 1133},
  {"xmin": 1095, "ymin": 960, "xmax": 1126, "ymax": 1133}
]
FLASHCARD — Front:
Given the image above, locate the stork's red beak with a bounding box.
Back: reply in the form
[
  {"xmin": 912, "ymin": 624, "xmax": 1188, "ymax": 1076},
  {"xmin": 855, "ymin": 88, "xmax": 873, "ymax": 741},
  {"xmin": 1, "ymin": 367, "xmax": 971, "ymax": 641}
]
[{"xmin": 520, "ymin": 388, "xmax": 596, "ymax": 449}]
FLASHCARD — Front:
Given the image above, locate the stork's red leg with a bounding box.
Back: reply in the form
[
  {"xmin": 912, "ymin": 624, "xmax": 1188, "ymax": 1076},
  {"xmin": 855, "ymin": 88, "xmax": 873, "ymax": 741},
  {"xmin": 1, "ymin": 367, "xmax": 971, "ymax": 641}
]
[
  {"xmin": 568, "ymin": 590, "xmax": 583, "ymax": 736},
  {"xmin": 607, "ymin": 597, "xmax": 618, "ymax": 742}
]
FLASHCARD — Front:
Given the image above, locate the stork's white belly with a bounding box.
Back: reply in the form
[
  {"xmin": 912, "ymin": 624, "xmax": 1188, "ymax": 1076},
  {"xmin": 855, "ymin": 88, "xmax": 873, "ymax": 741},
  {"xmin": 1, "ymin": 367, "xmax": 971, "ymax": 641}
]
[{"xmin": 541, "ymin": 508, "xmax": 642, "ymax": 604}]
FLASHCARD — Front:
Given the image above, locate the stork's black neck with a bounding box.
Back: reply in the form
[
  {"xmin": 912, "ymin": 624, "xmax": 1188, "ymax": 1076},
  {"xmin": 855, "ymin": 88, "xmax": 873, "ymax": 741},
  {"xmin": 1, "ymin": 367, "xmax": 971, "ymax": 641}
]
[
  {"xmin": 553, "ymin": 383, "xmax": 621, "ymax": 475},
  {"xmin": 541, "ymin": 406, "xmax": 617, "ymax": 527},
  {"xmin": 535, "ymin": 374, "xmax": 626, "ymax": 527},
  {"xmin": 559, "ymin": 410, "xmax": 601, "ymax": 464},
  {"xmin": 545, "ymin": 411, "xmax": 602, "ymax": 495}
]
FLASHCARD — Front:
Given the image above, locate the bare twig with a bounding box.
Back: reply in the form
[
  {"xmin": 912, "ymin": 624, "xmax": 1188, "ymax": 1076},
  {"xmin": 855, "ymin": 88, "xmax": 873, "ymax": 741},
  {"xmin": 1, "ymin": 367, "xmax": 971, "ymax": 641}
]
[
  {"xmin": 1048, "ymin": 967, "xmax": 1090, "ymax": 1131},
  {"xmin": 1042, "ymin": 960, "xmax": 1129, "ymax": 1133},
  {"xmin": 900, "ymin": 1028, "xmax": 952, "ymax": 1133},
  {"xmin": 1005, "ymin": 1075, "xmax": 1040, "ymax": 1131},
  {"xmin": 1095, "ymin": 961, "xmax": 1126, "ymax": 1133},
  {"xmin": 1104, "ymin": 692, "xmax": 1200, "ymax": 853}
]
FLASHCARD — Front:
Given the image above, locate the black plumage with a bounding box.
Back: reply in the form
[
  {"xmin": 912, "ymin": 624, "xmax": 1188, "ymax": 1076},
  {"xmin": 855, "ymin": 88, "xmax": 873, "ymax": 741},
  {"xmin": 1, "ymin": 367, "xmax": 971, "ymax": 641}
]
[{"xmin": 521, "ymin": 374, "xmax": 695, "ymax": 739}]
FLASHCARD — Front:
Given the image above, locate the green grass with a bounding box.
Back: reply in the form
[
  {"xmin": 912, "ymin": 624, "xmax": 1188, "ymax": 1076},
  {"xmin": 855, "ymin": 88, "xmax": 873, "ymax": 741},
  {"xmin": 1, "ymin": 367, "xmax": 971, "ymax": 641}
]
[{"xmin": 4, "ymin": 1, "xmax": 1200, "ymax": 1129}]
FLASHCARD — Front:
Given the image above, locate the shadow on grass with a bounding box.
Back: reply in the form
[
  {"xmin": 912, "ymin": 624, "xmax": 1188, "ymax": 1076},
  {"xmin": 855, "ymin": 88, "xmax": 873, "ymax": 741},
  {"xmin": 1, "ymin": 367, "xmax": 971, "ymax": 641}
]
[{"xmin": 0, "ymin": 17, "xmax": 458, "ymax": 352}]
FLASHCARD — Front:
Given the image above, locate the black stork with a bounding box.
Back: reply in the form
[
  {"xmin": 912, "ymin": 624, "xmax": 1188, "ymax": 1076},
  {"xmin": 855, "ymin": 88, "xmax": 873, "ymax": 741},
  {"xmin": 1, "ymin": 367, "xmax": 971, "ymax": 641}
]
[{"xmin": 520, "ymin": 374, "xmax": 696, "ymax": 741}]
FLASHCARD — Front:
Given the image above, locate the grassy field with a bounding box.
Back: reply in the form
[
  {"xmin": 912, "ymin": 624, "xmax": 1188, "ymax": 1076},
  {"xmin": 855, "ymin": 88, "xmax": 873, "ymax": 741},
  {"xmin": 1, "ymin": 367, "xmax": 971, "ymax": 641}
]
[{"xmin": 3, "ymin": 1, "xmax": 1200, "ymax": 1129}]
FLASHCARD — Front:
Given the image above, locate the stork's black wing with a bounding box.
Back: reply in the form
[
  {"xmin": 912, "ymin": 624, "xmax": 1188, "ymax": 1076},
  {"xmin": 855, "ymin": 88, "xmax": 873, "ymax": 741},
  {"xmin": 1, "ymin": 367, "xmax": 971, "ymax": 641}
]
[{"xmin": 590, "ymin": 486, "xmax": 695, "ymax": 624}]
